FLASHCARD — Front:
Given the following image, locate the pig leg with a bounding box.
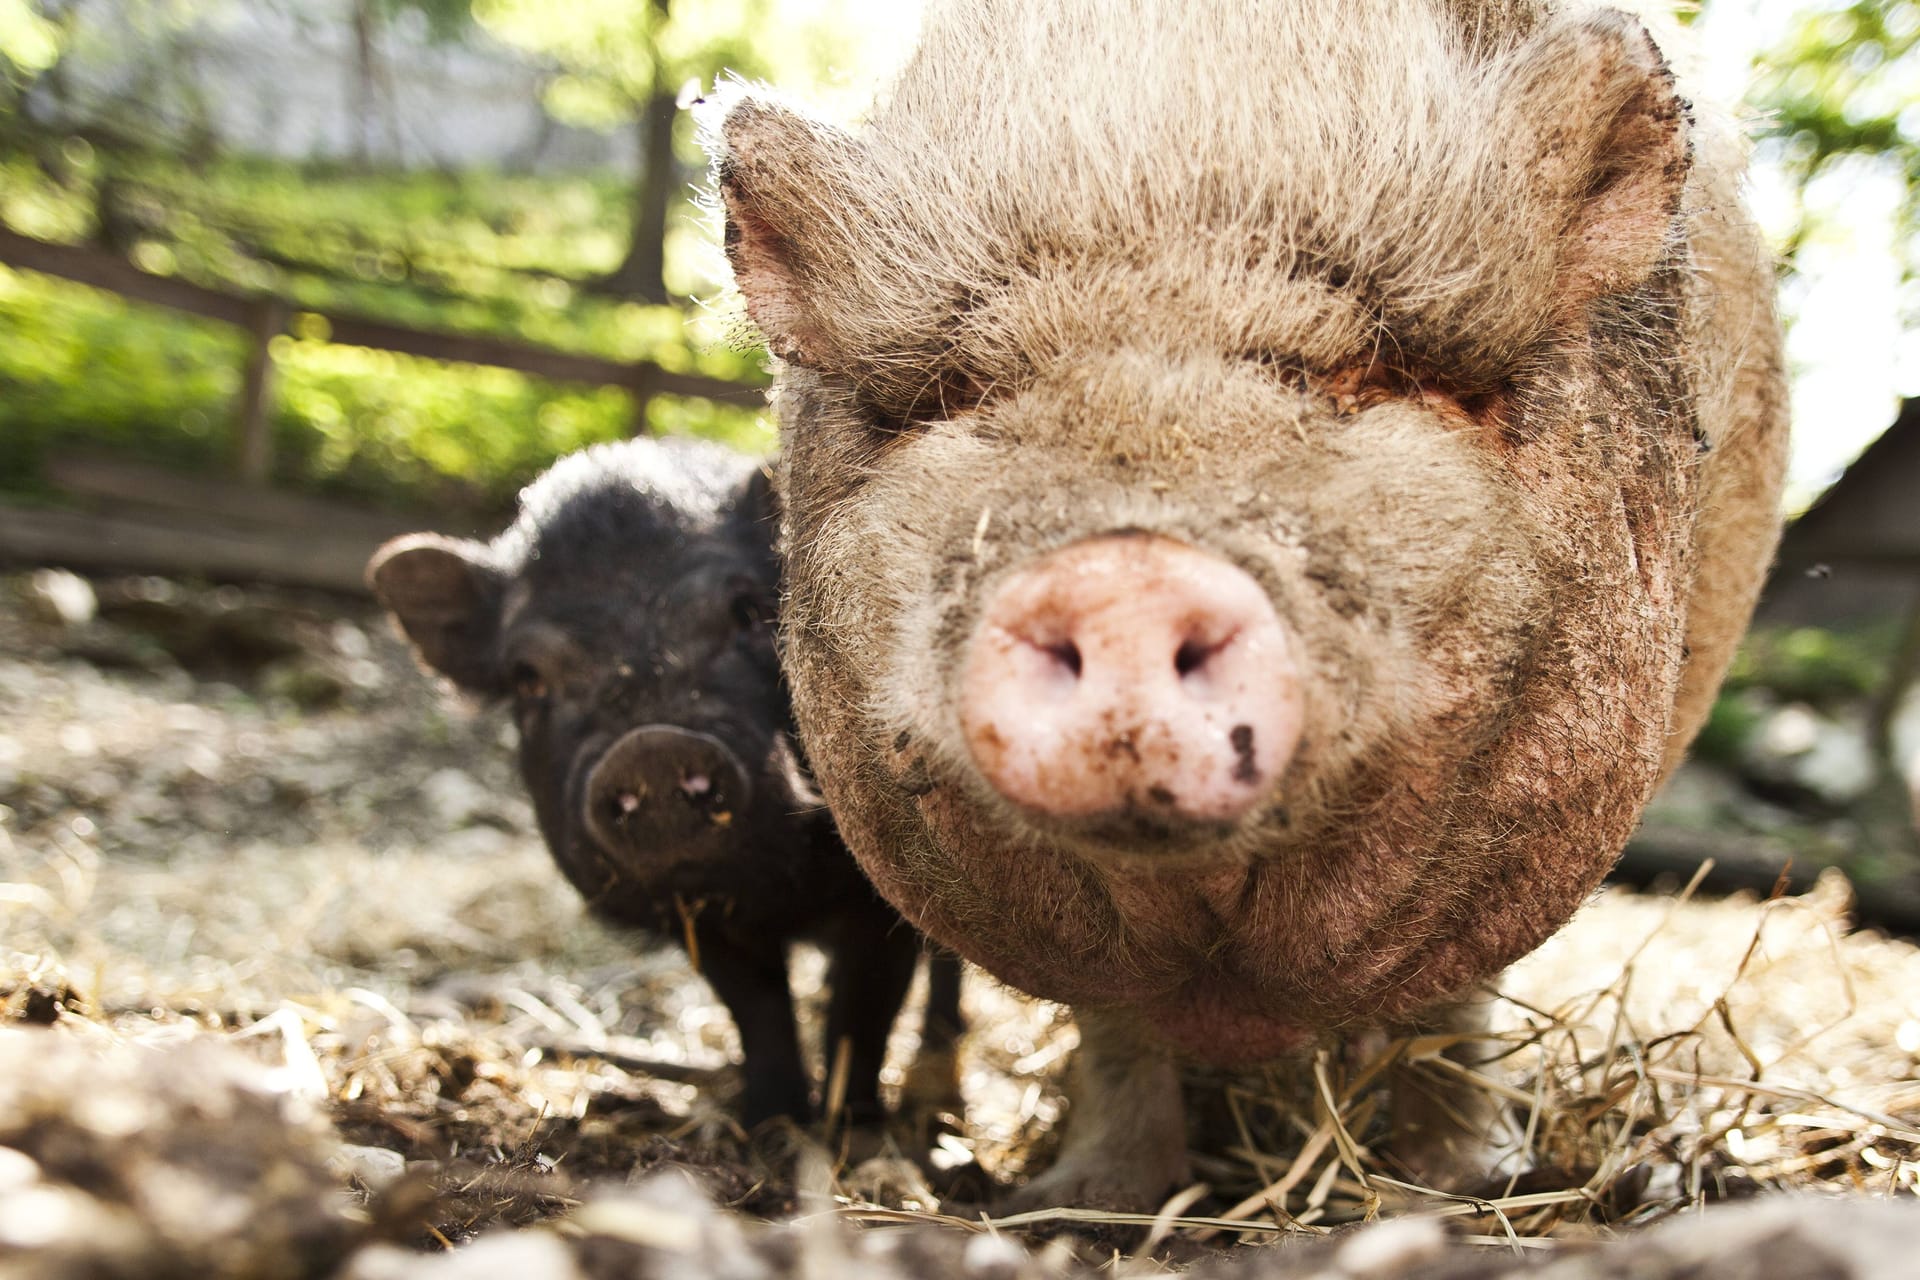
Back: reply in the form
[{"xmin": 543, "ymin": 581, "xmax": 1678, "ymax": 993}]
[
  {"xmin": 900, "ymin": 948, "xmax": 967, "ymax": 1118},
  {"xmin": 822, "ymin": 904, "xmax": 920, "ymax": 1125},
  {"xmin": 692, "ymin": 923, "xmax": 811, "ymax": 1127},
  {"xmin": 1385, "ymin": 995, "xmax": 1525, "ymax": 1190},
  {"xmin": 1004, "ymin": 1007, "xmax": 1190, "ymax": 1212},
  {"xmin": 923, "ymin": 948, "xmax": 966, "ymax": 1055}
]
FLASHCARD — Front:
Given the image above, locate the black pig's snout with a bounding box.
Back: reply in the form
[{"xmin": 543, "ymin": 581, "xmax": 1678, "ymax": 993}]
[{"xmin": 583, "ymin": 726, "xmax": 753, "ymax": 854}]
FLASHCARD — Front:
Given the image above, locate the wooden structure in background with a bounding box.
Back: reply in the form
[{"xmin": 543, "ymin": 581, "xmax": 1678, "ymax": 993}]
[
  {"xmin": 0, "ymin": 453, "xmax": 437, "ymax": 594},
  {"xmin": 0, "ymin": 227, "xmax": 763, "ymax": 482},
  {"xmin": 0, "ymin": 227, "xmax": 767, "ymax": 592},
  {"xmin": 1761, "ymin": 396, "xmax": 1920, "ymax": 628}
]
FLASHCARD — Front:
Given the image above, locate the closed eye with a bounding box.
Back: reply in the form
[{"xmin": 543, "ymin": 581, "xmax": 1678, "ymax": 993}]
[{"xmin": 859, "ymin": 367, "xmax": 990, "ymax": 435}]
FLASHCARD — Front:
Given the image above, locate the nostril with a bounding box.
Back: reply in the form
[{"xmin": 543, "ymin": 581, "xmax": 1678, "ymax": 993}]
[
  {"xmin": 1174, "ymin": 632, "xmax": 1234, "ymax": 679},
  {"xmin": 963, "ymin": 533, "xmax": 1305, "ymax": 825}
]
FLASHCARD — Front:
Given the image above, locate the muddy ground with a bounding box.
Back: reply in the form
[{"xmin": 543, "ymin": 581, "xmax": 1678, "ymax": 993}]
[{"xmin": 1, "ymin": 569, "xmax": 1917, "ymax": 1275}]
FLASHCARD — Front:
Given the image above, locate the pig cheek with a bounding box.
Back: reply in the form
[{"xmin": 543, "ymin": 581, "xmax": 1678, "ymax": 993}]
[
  {"xmin": 518, "ymin": 704, "xmax": 598, "ymax": 865},
  {"xmin": 513, "ymin": 713, "xmax": 567, "ymax": 848},
  {"xmin": 904, "ymin": 781, "xmax": 1129, "ymax": 1000}
]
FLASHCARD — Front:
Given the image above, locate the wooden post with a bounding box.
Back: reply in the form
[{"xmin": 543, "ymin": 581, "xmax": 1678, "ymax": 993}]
[
  {"xmin": 1871, "ymin": 595, "xmax": 1920, "ymax": 775},
  {"xmin": 629, "ymin": 363, "xmax": 660, "ymax": 436},
  {"xmin": 234, "ymin": 298, "xmax": 289, "ymax": 484}
]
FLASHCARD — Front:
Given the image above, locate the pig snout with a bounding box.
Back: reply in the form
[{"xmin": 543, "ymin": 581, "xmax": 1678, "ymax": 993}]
[
  {"xmin": 583, "ymin": 726, "xmax": 752, "ymax": 853},
  {"xmin": 959, "ymin": 534, "xmax": 1303, "ymax": 825}
]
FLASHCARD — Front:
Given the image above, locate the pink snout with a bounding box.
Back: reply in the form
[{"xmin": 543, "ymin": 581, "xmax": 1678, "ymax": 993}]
[{"xmin": 960, "ymin": 534, "xmax": 1303, "ymax": 825}]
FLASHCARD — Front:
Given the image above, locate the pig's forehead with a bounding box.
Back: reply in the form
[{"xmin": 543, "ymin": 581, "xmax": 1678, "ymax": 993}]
[
  {"xmin": 837, "ymin": 0, "xmax": 1584, "ymax": 386},
  {"xmin": 505, "ymin": 438, "xmax": 757, "ymax": 549},
  {"xmin": 498, "ymin": 547, "xmax": 762, "ymax": 634},
  {"xmin": 497, "ymin": 575, "xmax": 665, "ymax": 641},
  {"xmin": 500, "ymin": 475, "xmax": 748, "ymax": 576}
]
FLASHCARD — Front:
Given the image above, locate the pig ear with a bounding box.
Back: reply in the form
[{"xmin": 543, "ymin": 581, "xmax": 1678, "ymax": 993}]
[
  {"xmin": 715, "ymin": 97, "xmax": 866, "ymax": 369},
  {"xmin": 366, "ymin": 534, "xmax": 505, "ymax": 693},
  {"xmin": 1495, "ymin": 11, "xmax": 1691, "ymax": 312}
]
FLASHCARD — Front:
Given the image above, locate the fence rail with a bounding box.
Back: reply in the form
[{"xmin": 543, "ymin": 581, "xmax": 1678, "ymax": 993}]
[{"xmin": 0, "ymin": 227, "xmax": 765, "ymax": 482}]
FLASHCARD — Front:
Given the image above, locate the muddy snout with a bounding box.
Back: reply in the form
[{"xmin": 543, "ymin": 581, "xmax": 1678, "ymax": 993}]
[
  {"xmin": 960, "ymin": 534, "xmax": 1303, "ymax": 827},
  {"xmin": 583, "ymin": 726, "xmax": 752, "ymax": 854}
]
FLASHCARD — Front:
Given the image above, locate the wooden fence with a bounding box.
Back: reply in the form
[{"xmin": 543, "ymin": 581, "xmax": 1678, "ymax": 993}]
[
  {"xmin": 0, "ymin": 227, "xmax": 765, "ymax": 483},
  {"xmin": 0, "ymin": 227, "xmax": 766, "ymax": 591}
]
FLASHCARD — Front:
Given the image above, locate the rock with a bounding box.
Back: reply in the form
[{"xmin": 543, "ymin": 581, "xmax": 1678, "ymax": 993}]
[
  {"xmin": 260, "ymin": 658, "xmax": 350, "ymax": 711},
  {"xmin": 331, "ymin": 1143, "xmax": 409, "ymax": 1192},
  {"xmin": 341, "ymin": 1234, "xmax": 588, "ymax": 1280},
  {"xmin": 421, "ymin": 767, "xmax": 519, "ymax": 831},
  {"xmin": 1742, "ymin": 704, "xmax": 1878, "ymax": 807},
  {"xmin": 0, "ymin": 1028, "xmax": 365, "ymax": 1279},
  {"xmin": 21, "ymin": 570, "xmax": 97, "ymax": 629}
]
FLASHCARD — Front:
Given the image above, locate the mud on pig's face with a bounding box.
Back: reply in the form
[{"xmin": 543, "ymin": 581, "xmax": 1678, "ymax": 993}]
[{"xmin": 712, "ymin": 6, "xmax": 1701, "ymax": 1033}]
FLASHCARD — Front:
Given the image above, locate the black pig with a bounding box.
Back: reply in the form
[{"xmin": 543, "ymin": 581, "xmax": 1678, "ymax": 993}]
[{"xmin": 369, "ymin": 437, "xmax": 959, "ymax": 1127}]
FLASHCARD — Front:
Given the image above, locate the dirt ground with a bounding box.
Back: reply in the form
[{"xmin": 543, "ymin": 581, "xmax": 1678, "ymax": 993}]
[{"xmin": 1, "ymin": 569, "xmax": 1917, "ymax": 1274}]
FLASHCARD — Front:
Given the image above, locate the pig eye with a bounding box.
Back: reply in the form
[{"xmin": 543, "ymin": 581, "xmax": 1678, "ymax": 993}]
[{"xmin": 509, "ymin": 662, "xmax": 549, "ymax": 702}]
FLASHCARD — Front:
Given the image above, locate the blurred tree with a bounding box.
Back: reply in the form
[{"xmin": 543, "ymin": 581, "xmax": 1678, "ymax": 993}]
[
  {"xmin": 471, "ymin": 0, "xmax": 680, "ymax": 302},
  {"xmin": 0, "ymin": 0, "xmax": 62, "ymax": 86},
  {"xmin": 1748, "ymin": 0, "xmax": 1920, "ymax": 287},
  {"xmin": 472, "ymin": 0, "xmax": 907, "ymax": 302}
]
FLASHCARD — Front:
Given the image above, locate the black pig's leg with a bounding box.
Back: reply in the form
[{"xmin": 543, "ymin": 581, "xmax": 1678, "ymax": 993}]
[
  {"xmin": 823, "ymin": 904, "xmax": 920, "ymax": 1126},
  {"xmin": 692, "ymin": 923, "xmax": 810, "ymax": 1127},
  {"xmin": 899, "ymin": 946, "xmax": 967, "ymax": 1121},
  {"xmin": 922, "ymin": 948, "xmax": 965, "ymax": 1056}
]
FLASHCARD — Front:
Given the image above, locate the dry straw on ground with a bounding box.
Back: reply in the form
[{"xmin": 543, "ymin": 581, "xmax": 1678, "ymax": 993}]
[{"xmin": 0, "ymin": 579, "xmax": 1916, "ymax": 1272}]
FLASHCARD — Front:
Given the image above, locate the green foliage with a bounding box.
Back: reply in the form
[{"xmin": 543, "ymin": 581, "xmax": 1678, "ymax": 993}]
[
  {"xmin": 0, "ymin": 263, "xmax": 246, "ymax": 485},
  {"xmin": 61, "ymin": 150, "xmax": 756, "ymax": 361},
  {"xmin": 0, "ymin": 0, "xmax": 856, "ymax": 511},
  {"xmin": 372, "ymin": 0, "xmax": 475, "ymax": 42},
  {"xmin": 1691, "ymin": 687, "xmax": 1769, "ymax": 767},
  {"xmin": 1695, "ymin": 621, "xmax": 1900, "ymax": 765},
  {"xmin": 0, "ymin": 138, "xmax": 773, "ymax": 511},
  {"xmin": 0, "ymin": 260, "xmax": 771, "ymax": 512},
  {"xmin": 0, "ymin": 0, "xmax": 62, "ymax": 78},
  {"xmin": 1722, "ymin": 624, "xmax": 1895, "ymax": 707},
  {"xmin": 1749, "ymin": 0, "xmax": 1920, "ymax": 285}
]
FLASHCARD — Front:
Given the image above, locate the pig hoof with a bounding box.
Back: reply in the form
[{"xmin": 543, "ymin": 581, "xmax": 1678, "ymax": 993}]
[
  {"xmin": 1386, "ymin": 1099, "xmax": 1528, "ymax": 1192},
  {"xmin": 1000, "ymin": 1156, "xmax": 1184, "ymax": 1215}
]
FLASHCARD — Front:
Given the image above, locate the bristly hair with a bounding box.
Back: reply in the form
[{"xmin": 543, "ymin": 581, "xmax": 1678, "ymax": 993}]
[
  {"xmin": 493, "ymin": 437, "xmax": 761, "ymax": 574},
  {"xmin": 708, "ymin": 0, "xmax": 1731, "ymax": 428}
]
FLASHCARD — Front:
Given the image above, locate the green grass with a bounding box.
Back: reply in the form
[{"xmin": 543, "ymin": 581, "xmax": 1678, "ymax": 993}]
[{"xmin": 0, "ymin": 146, "xmax": 770, "ymax": 513}]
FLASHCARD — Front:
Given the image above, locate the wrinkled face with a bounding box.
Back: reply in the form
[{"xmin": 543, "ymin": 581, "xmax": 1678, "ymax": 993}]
[
  {"xmin": 715, "ymin": 4, "xmax": 1708, "ymax": 1047},
  {"xmin": 812, "ymin": 354, "xmax": 1544, "ymax": 864},
  {"xmin": 768, "ymin": 323, "xmax": 1693, "ymax": 1052}
]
